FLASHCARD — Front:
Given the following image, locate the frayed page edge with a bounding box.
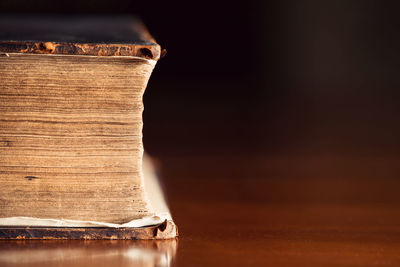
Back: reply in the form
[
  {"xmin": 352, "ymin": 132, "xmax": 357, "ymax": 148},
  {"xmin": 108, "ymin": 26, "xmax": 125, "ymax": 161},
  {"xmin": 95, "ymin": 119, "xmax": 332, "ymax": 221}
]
[{"xmin": 0, "ymin": 212, "xmax": 172, "ymax": 228}]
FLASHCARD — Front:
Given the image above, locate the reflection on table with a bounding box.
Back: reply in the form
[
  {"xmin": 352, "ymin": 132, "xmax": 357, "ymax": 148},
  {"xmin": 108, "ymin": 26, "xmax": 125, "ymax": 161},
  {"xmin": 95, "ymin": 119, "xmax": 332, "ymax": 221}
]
[{"xmin": 0, "ymin": 239, "xmax": 177, "ymax": 267}]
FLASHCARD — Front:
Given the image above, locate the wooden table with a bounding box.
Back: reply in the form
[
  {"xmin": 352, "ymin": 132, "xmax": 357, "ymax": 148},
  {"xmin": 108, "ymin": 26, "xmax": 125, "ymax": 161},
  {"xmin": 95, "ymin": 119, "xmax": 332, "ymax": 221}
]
[
  {"xmin": 164, "ymin": 155, "xmax": 400, "ymax": 266},
  {"xmin": 2, "ymin": 153, "xmax": 400, "ymax": 266}
]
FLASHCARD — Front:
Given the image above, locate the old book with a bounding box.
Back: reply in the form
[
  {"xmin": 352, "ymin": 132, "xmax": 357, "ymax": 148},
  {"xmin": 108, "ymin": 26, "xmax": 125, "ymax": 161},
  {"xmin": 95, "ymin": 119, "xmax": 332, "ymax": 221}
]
[{"xmin": 0, "ymin": 15, "xmax": 176, "ymax": 239}]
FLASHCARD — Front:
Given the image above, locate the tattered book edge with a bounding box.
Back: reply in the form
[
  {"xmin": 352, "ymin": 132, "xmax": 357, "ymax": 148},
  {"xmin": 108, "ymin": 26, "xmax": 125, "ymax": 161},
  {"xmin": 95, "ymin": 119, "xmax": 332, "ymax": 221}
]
[{"xmin": 0, "ymin": 219, "xmax": 178, "ymax": 240}]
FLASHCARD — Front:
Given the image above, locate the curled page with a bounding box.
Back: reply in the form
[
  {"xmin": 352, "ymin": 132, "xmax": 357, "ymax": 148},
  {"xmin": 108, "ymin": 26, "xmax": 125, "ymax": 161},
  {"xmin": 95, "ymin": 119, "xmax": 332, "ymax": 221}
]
[{"xmin": 0, "ymin": 212, "xmax": 171, "ymax": 228}]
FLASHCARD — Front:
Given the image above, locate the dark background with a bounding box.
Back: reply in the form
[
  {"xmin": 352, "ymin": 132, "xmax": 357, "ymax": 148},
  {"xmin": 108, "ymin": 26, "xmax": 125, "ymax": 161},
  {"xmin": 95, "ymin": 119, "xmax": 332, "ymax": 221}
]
[{"xmin": 2, "ymin": 0, "xmax": 400, "ymax": 158}]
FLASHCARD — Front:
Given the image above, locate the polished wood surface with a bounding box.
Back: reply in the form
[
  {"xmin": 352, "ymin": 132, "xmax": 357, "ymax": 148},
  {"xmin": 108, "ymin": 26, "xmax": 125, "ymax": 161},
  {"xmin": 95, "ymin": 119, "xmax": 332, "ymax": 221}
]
[
  {"xmin": 0, "ymin": 239, "xmax": 177, "ymax": 267},
  {"xmin": 164, "ymin": 155, "xmax": 400, "ymax": 266},
  {"xmin": 2, "ymin": 153, "xmax": 400, "ymax": 266}
]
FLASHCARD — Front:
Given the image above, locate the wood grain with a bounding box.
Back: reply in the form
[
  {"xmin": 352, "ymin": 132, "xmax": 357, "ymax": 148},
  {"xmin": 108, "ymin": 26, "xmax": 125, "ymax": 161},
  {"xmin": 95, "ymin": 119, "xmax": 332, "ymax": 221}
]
[
  {"xmin": 162, "ymin": 155, "xmax": 400, "ymax": 266},
  {"xmin": 0, "ymin": 53, "xmax": 156, "ymax": 223}
]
